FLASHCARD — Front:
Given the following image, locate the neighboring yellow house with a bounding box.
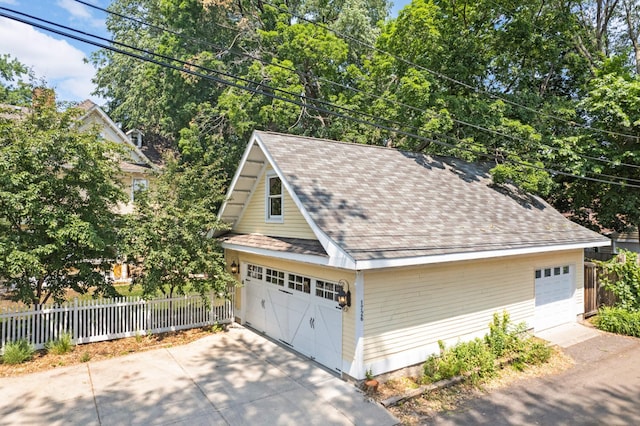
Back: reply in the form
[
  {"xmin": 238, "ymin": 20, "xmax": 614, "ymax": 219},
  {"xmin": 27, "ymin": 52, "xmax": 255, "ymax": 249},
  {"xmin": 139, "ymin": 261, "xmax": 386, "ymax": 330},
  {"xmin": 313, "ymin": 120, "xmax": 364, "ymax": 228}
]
[
  {"xmin": 77, "ymin": 100, "xmax": 172, "ymax": 281},
  {"xmin": 218, "ymin": 131, "xmax": 610, "ymax": 381},
  {"xmin": 76, "ymin": 100, "xmax": 159, "ymax": 214}
]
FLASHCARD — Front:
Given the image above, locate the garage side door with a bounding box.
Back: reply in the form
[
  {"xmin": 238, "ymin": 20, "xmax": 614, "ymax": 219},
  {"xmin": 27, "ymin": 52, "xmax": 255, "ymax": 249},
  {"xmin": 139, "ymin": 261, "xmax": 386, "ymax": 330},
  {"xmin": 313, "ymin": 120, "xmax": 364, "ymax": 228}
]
[{"xmin": 534, "ymin": 265, "xmax": 575, "ymax": 331}]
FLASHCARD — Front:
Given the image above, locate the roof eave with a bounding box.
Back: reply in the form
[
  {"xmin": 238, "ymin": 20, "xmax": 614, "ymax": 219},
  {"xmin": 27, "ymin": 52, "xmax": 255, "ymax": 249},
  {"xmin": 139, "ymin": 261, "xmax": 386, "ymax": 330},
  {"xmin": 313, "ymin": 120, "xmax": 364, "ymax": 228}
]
[
  {"xmin": 82, "ymin": 106, "xmax": 158, "ymax": 171},
  {"xmin": 221, "ymin": 241, "xmax": 356, "ymax": 269},
  {"xmin": 351, "ymin": 240, "xmax": 612, "ymax": 271}
]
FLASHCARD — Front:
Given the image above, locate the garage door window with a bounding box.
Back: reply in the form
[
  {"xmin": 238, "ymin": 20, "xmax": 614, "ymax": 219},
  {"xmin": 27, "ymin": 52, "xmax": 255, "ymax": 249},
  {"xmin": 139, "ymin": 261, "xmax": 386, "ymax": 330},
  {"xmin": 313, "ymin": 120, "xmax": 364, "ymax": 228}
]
[
  {"xmin": 265, "ymin": 268, "xmax": 285, "ymax": 286},
  {"xmin": 288, "ymin": 274, "xmax": 311, "ymax": 294},
  {"xmin": 535, "ymin": 265, "xmax": 571, "ymax": 279},
  {"xmin": 316, "ymin": 280, "xmax": 342, "ymax": 302},
  {"xmin": 248, "ymin": 264, "xmax": 263, "ymax": 279}
]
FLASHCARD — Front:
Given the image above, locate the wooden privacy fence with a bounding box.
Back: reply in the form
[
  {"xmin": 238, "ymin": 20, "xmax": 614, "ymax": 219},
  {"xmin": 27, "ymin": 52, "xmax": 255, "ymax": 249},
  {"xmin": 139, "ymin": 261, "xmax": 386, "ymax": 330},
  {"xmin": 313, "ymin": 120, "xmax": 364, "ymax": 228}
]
[
  {"xmin": 584, "ymin": 262, "xmax": 617, "ymax": 317},
  {"xmin": 0, "ymin": 290, "xmax": 234, "ymax": 353}
]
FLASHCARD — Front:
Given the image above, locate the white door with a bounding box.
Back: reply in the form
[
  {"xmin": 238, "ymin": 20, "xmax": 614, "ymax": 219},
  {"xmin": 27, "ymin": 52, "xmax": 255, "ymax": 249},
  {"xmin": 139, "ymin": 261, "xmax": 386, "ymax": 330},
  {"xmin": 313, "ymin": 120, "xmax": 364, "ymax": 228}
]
[
  {"xmin": 534, "ymin": 265, "xmax": 575, "ymax": 331},
  {"xmin": 313, "ymin": 303, "xmax": 343, "ymax": 371},
  {"xmin": 242, "ymin": 263, "xmax": 343, "ymax": 373},
  {"xmin": 244, "ymin": 265, "xmax": 266, "ymax": 333},
  {"xmin": 287, "ymin": 295, "xmax": 315, "ymax": 356}
]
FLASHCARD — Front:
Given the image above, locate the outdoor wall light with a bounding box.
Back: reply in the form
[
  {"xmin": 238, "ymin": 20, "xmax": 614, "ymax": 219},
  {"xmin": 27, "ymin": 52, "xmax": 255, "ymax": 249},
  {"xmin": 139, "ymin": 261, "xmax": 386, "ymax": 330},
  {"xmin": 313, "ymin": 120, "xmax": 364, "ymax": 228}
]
[
  {"xmin": 337, "ymin": 279, "xmax": 351, "ymax": 309},
  {"xmin": 230, "ymin": 260, "xmax": 239, "ymax": 275}
]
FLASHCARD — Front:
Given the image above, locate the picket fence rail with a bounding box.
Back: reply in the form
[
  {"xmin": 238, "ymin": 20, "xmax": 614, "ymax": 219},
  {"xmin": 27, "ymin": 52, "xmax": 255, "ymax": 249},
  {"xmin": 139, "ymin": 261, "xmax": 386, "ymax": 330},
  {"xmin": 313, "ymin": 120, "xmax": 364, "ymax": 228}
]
[{"xmin": 0, "ymin": 289, "xmax": 234, "ymax": 353}]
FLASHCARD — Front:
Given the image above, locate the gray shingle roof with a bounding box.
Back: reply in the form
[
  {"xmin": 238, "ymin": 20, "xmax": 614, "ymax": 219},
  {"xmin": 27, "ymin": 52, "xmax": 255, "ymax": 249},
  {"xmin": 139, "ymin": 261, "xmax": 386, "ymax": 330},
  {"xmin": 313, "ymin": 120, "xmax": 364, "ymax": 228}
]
[
  {"xmin": 255, "ymin": 131, "xmax": 609, "ymax": 261},
  {"xmin": 220, "ymin": 234, "xmax": 327, "ymax": 257}
]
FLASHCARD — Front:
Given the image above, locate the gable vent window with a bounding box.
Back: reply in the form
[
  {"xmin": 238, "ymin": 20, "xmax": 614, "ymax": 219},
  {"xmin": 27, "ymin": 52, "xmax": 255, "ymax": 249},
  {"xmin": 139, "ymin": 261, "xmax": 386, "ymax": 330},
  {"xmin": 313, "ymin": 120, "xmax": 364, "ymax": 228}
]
[{"xmin": 266, "ymin": 172, "xmax": 283, "ymax": 222}]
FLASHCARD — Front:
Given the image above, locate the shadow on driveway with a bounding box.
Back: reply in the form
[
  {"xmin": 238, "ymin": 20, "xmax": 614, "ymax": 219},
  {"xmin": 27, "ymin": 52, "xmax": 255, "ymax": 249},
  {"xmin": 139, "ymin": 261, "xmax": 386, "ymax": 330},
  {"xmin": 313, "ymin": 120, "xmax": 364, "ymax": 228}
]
[
  {"xmin": 429, "ymin": 332, "xmax": 640, "ymax": 425},
  {"xmin": 0, "ymin": 326, "xmax": 397, "ymax": 426}
]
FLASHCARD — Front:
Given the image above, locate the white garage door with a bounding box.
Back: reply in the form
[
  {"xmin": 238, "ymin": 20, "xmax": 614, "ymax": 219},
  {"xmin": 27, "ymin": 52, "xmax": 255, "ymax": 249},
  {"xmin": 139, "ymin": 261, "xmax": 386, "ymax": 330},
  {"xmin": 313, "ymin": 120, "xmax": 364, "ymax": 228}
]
[
  {"xmin": 534, "ymin": 265, "xmax": 575, "ymax": 331},
  {"xmin": 243, "ymin": 263, "xmax": 343, "ymax": 373}
]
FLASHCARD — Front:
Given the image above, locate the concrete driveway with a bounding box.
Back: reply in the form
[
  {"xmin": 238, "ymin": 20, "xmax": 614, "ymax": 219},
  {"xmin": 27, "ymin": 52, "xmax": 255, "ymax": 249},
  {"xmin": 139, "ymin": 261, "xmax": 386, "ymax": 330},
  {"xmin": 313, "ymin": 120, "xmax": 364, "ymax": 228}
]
[
  {"xmin": 0, "ymin": 325, "xmax": 397, "ymax": 426},
  {"xmin": 429, "ymin": 326, "xmax": 640, "ymax": 425}
]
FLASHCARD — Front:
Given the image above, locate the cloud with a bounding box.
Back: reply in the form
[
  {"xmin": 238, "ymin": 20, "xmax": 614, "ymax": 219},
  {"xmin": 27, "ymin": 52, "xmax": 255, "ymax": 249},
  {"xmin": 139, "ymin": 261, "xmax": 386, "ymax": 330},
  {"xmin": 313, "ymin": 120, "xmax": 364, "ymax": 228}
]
[
  {"xmin": 0, "ymin": 0, "xmax": 18, "ymax": 5},
  {"xmin": 0, "ymin": 17, "xmax": 103, "ymax": 103},
  {"xmin": 56, "ymin": 0, "xmax": 104, "ymax": 28}
]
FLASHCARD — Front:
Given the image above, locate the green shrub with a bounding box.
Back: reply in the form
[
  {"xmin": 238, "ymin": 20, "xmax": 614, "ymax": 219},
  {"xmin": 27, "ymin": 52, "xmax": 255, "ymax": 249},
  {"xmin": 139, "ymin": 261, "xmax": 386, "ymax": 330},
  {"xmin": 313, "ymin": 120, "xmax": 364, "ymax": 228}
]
[
  {"xmin": 511, "ymin": 339, "xmax": 552, "ymax": 371},
  {"xmin": 80, "ymin": 351, "xmax": 91, "ymax": 363},
  {"xmin": 423, "ymin": 312, "xmax": 552, "ymax": 385},
  {"xmin": 485, "ymin": 312, "xmax": 526, "ymax": 357},
  {"xmin": 423, "ymin": 339, "xmax": 495, "ymax": 384},
  {"xmin": 595, "ymin": 306, "xmax": 640, "ymax": 337},
  {"xmin": 597, "ymin": 250, "xmax": 640, "ymax": 311},
  {"xmin": 45, "ymin": 333, "xmax": 74, "ymax": 355},
  {"xmin": 2, "ymin": 339, "xmax": 34, "ymax": 365}
]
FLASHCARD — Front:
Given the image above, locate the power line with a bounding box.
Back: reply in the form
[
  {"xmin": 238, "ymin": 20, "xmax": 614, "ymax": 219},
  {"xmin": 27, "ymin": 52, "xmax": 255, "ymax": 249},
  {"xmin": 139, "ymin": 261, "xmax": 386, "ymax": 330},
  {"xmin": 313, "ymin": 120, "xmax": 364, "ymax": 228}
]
[
  {"xmin": 260, "ymin": 0, "xmax": 640, "ymax": 142},
  {"xmin": 2, "ymin": 8, "xmax": 639, "ymax": 189},
  {"xmin": 73, "ymin": 0, "xmax": 640, "ymax": 172},
  {"xmin": 2, "ymin": 6, "xmax": 429, "ymax": 139}
]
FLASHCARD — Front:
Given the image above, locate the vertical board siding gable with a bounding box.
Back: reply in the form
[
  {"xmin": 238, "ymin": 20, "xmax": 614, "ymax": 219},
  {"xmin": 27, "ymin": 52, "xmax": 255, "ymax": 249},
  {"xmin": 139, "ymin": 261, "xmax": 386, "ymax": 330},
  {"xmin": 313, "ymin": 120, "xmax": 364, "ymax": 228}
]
[{"xmin": 234, "ymin": 167, "xmax": 317, "ymax": 239}]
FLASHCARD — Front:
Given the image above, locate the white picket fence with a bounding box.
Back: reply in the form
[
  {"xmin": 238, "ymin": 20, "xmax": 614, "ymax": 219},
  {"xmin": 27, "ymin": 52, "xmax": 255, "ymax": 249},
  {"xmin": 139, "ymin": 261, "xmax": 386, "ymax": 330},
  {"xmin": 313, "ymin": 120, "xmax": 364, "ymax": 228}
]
[{"xmin": 0, "ymin": 290, "xmax": 234, "ymax": 353}]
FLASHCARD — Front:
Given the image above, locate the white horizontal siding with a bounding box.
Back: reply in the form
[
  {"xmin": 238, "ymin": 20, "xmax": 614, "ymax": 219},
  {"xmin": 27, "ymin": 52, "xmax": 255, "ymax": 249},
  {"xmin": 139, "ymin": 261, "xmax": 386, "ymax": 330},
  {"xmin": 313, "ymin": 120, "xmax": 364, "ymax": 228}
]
[
  {"xmin": 362, "ymin": 250, "xmax": 583, "ymax": 373},
  {"xmin": 234, "ymin": 168, "xmax": 316, "ymax": 239}
]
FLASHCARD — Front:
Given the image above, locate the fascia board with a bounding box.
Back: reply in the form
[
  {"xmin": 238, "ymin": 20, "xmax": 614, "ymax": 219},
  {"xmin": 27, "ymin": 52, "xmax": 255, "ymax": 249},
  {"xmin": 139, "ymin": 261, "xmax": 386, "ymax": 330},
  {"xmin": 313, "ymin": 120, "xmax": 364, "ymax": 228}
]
[
  {"xmin": 353, "ymin": 240, "xmax": 612, "ymax": 270},
  {"xmin": 90, "ymin": 107, "xmax": 157, "ymax": 170},
  {"xmin": 220, "ymin": 241, "xmax": 356, "ymax": 268},
  {"xmin": 253, "ymin": 132, "xmax": 357, "ymax": 269},
  {"xmin": 218, "ymin": 132, "xmax": 265, "ymax": 222}
]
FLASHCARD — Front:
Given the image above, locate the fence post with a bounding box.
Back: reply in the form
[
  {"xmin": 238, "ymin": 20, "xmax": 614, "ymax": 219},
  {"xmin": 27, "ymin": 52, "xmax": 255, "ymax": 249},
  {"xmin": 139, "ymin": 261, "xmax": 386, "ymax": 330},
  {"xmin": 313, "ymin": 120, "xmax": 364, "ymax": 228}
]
[
  {"xmin": 73, "ymin": 298, "xmax": 79, "ymax": 344},
  {"xmin": 209, "ymin": 291, "xmax": 215, "ymax": 325}
]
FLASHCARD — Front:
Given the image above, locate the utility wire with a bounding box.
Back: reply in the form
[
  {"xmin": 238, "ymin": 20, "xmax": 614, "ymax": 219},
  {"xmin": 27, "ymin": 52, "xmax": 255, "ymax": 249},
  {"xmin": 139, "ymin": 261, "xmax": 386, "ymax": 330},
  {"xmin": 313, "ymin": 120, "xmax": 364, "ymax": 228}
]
[
  {"xmin": 1, "ymin": 6, "xmax": 428, "ymax": 139},
  {"xmin": 260, "ymin": 0, "xmax": 640, "ymax": 142},
  {"xmin": 75, "ymin": 0, "xmax": 640, "ymax": 171},
  {"xmin": 2, "ymin": 8, "xmax": 639, "ymax": 188}
]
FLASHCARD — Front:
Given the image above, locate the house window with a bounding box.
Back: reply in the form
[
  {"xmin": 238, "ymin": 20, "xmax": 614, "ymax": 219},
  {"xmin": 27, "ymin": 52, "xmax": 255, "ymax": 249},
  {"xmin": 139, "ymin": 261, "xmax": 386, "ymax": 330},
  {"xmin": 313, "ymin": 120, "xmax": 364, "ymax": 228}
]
[
  {"xmin": 132, "ymin": 178, "xmax": 148, "ymax": 201},
  {"xmin": 266, "ymin": 172, "xmax": 283, "ymax": 222}
]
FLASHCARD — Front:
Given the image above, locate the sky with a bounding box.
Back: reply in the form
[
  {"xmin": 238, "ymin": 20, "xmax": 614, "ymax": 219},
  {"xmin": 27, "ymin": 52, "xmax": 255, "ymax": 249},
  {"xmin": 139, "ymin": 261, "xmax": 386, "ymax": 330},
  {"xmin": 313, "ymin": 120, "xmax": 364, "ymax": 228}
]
[
  {"xmin": 0, "ymin": 0, "xmax": 111, "ymax": 104},
  {"xmin": 0, "ymin": 0, "xmax": 410, "ymax": 105}
]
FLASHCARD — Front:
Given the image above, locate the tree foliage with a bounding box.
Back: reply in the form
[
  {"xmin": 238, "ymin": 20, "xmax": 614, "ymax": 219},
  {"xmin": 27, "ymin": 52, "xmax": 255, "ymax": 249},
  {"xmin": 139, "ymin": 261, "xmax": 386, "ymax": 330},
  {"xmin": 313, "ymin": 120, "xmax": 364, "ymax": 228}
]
[
  {"xmin": 598, "ymin": 250, "xmax": 640, "ymax": 311},
  {"xmin": 0, "ymin": 93, "xmax": 127, "ymax": 305},
  {"xmin": 121, "ymin": 155, "xmax": 234, "ymax": 298},
  {"xmin": 0, "ymin": 54, "xmax": 35, "ymax": 106},
  {"xmin": 87, "ymin": 0, "xmax": 640, "ymax": 234}
]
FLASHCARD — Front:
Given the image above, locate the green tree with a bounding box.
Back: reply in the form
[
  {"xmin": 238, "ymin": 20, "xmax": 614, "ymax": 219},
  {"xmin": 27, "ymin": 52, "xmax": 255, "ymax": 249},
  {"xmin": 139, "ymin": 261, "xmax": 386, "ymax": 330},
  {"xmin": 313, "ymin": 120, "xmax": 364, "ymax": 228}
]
[
  {"xmin": 92, "ymin": 0, "xmax": 389, "ymax": 177},
  {"xmin": 0, "ymin": 92, "xmax": 127, "ymax": 305},
  {"xmin": 122, "ymin": 155, "xmax": 234, "ymax": 298},
  {"xmin": 0, "ymin": 54, "xmax": 34, "ymax": 106},
  {"xmin": 554, "ymin": 60, "xmax": 640, "ymax": 234}
]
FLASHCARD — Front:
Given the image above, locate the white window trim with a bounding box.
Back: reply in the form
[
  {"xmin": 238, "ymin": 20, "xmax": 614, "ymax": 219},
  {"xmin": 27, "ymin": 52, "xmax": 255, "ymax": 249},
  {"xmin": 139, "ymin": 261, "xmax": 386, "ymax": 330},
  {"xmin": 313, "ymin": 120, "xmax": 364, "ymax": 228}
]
[
  {"xmin": 265, "ymin": 171, "xmax": 284, "ymax": 223},
  {"xmin": 131, "ymin": 178, "xmax": 148, "ymax": 201}
]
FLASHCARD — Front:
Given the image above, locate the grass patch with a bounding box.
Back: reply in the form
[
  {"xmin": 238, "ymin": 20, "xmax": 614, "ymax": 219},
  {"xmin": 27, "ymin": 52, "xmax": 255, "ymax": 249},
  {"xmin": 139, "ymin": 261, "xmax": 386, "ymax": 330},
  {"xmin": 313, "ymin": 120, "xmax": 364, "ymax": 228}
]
[{"xmin": 2, "ymin": 339, "xmax": 34, "ymax": 365}]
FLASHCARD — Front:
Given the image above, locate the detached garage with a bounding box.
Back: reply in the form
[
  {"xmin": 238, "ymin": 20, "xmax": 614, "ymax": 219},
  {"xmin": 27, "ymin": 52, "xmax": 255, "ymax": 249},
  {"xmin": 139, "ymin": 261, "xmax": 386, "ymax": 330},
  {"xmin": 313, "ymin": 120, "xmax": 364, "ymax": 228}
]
[{"xmin": 218, "ymin": 131, "xmax": 609, "ymax": 380}]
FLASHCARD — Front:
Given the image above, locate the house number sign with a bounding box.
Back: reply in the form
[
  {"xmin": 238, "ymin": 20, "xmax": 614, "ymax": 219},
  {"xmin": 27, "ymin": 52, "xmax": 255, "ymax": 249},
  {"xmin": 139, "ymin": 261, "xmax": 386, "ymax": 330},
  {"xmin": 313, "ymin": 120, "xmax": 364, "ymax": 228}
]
[{"xmin": 360, "ymin": 299, "xmax": 364, "ymax": 322}]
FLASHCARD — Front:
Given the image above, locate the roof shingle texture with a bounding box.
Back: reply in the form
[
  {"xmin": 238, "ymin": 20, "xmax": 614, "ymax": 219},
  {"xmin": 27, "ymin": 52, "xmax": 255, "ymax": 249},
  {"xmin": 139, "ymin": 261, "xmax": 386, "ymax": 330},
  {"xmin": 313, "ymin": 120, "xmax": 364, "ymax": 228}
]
[
  {"xmin": 220, "ymin": 234, "xmax": 327, "ymax": 257},
  {"xmin": 256, "ymin": 131, "xmax": 609, "ymax": 261}
]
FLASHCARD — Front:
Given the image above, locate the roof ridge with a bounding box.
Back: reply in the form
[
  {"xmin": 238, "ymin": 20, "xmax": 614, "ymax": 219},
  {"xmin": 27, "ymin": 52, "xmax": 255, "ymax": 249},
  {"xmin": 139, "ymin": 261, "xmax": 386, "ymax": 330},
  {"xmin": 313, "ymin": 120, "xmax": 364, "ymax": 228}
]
[{"xmin": 256, "ymin": 130, "xmax": 399, "ymax": 153}]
